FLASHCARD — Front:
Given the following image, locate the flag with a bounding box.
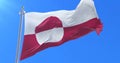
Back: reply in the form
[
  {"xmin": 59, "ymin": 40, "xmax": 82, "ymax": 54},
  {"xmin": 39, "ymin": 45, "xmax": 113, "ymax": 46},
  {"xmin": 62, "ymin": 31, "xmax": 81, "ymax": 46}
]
[{"xmin": 20, "ymin": 0, "xmax": 103, "ymax": 60}]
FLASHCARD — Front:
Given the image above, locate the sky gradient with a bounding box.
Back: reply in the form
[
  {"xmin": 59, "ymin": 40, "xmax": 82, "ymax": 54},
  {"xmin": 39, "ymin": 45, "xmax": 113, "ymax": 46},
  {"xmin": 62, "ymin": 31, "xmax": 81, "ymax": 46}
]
[{"xmin": 0, "ymin": 0, "xmax": 120, "ymax": 63}]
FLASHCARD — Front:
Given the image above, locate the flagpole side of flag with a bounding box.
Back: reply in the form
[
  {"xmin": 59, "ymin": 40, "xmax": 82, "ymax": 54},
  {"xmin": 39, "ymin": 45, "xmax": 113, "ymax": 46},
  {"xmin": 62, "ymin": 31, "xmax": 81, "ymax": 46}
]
[{"xmin": 15, "ymin": 6, "xmax": 25, "ymax": 63}]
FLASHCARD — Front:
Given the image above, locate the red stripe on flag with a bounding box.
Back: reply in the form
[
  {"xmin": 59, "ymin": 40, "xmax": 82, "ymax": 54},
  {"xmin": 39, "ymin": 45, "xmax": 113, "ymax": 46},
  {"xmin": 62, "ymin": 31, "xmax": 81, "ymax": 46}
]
[{"xmin": 20, "ymin": 17, "xmax": 102, "ymax": 60}]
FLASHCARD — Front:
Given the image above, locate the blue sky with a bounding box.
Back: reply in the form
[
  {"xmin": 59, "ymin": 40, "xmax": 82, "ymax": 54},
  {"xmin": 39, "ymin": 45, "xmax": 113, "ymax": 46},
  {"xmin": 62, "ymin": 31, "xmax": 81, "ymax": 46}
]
[{"xmin": 0, "ymin": 0, "xmax": 120, "ymax": 63}]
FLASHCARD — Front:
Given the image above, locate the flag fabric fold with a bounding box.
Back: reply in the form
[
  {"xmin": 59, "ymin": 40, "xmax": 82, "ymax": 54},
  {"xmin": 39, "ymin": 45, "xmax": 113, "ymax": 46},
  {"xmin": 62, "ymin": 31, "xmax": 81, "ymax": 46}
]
[{"xmin": 20, "ymin": 0, "xmax": 103, "ymax": 60}]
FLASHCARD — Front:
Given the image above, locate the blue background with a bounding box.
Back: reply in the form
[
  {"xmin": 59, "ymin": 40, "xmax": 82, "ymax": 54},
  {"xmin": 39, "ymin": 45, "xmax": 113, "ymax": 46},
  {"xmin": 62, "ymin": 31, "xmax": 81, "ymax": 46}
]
[{"xmin": 0, "ymin": 0, "xmax": 120, "ymax": 63}]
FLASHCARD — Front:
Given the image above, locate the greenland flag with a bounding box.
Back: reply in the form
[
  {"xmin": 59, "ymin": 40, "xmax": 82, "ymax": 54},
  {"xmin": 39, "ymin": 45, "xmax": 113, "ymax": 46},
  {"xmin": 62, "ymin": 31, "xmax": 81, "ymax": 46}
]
[{"xmin": 20, "ymin": 0, "xmax": 103, "ymax": 60}]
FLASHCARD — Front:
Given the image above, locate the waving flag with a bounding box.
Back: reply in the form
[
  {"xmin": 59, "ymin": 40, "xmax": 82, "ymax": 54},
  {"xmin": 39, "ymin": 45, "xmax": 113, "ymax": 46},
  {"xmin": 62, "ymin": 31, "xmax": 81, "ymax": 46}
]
[{"xmin": 20, "ymin": 0, "xmax": 103, "ymax": 60}]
